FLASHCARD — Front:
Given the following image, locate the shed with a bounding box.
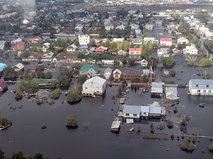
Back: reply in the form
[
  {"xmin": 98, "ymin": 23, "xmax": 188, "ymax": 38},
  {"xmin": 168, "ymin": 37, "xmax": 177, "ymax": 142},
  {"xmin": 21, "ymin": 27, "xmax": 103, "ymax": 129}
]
[
  {"xmin": 104, "ymin": 67, "xmax": 112, "ymax": 79},
  {"xmin": 14, "ymin": 63, "xmax": 24, "ymax": 72},
  {"xmin": 151, "ymin": 82, "xmax": 165, "ymax": 97}
]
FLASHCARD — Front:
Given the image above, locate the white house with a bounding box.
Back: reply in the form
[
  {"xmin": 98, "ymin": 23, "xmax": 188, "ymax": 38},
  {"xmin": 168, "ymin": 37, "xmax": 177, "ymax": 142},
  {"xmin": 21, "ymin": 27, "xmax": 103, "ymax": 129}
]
[
  {"xmin": 102, "ymin": 60, "xmax": 114, "ymax": 65},
  {"xmin": 112, "ymin": 38, "xmax": 124, "ymax": 42},
  {"xmin": 143, "ymin": 37, "xmax": 155, "ymax": 43},
  {"xmin": 160, "ymin": 38, "xmax": 172, "ymax": 47},
  {"xmin": 117, "ymin": 50, "xmax": 127, "ymax": 56},
  {"xmin": 104, "ymin": 67, "xmax": 112, "ymax": 79},
  {"xmin": 177, "ymin": 37, "xmax": 189, "ymax": 44},
  {"xmin": 0, "ymin": 41, "xmax": 6, "ymax": 50},
  {"xmin": 116, "ymin": 24, "xmax": 125, "ymax": 30},
  {"xmin": 82, "ymin": 76, "xmax": 106, "ymax": 96},
  {"xmin": 113, "ymin": 68, "xmax": 122, "ymax": 80},
  {"xmin": 79, "ymin": 34, "xmax": 90, "ymax": 45},
  {"xmin": 182, "ymin": 45, "xmax": 198, "ymax": 55},
  {"xmin": 157, "ymin": 48, "xmax": 169, "ymax": 57},
  {"xmin": 129, "ymin": 48, "xmax": 142, "ymax": 59},
  {"xmin": 41, "ymin": 42, "xmax": 50, "ymax": 52},
  {"xmin": 13, "ymin": 63, "xmax": 24, "ymax": 72},
  {"xmin": 189, "ymin": 79, "xmax": 213, "ymax": 96},
  {"xmin": 67, "ymin": 44, "xmax": 77, "ymax": 53},
  {"xmin": 140, "ymin": 59, "xmax": 148, "ymax": 68}
]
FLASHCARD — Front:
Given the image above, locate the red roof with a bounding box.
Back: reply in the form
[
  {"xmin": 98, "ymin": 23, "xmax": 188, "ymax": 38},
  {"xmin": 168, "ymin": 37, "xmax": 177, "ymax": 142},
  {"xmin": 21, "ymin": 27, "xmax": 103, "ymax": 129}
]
[
  {"xmin": 96, "ymin": 46, "xmax": 108, "ymax": 51},
  {"xmin": 0, "ymin": 79, "xmax": 7, "ymax": 89},
  {"xmin": 129, "ymin": 48, "xmax": 142, "ymax": 51},
  {"xmin": 160, "ymin": 38, "xmax": 172, "ymax": 41}
]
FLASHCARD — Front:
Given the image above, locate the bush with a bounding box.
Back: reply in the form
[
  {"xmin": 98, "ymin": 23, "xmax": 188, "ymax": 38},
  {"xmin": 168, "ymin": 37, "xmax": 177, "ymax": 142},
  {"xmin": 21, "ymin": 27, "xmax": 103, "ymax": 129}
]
[
  {"xmin": 0, "ymin": 117, "xmax": 12, "ymax": 127},
  {"xmin": 67, "ymin": 84, "xmax": 82, "ymax": 103},
  {"xmin": 208, "ymin": 144, "xmax": 213, "ymax": 152},
  {"xmin": 50, "ymin": 89, "xmax": 61, "ymax": 99},
  {"xmin": 170, "ymin": 69, "xmax": 176, "ymax": 77},
  {"xmin": 15, "ymin": 91, "xmax": 22, "ymax": 100},
  {"xmin": 41, "ymin": 124, "xmax": 47, "ymax": 129},
  {"xmin": 167, "ymin": 120, "xmax": 174, "ymax": 128},
  {"xmin": 173, "ymin": 107, "xmax": 177, "ymax": 113},
  {"xmin": 179, "ymin": 140, "xmax": 195, "ymax": 152},
  {"xmin": 199, "ymin": 58, "xmax": 212, "ymax": 67},
  {"xmin": 66, "ymin": 114, "xmax": 78, "ymax": 127}
]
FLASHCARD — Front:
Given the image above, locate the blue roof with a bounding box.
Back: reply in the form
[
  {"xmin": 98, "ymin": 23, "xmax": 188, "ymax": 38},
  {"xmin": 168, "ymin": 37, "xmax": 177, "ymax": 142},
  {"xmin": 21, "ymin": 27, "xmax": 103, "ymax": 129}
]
[
  {"xmin": 0, "ymin": 63, "xmax": 7, "ymax": 71},
  {"xmin": 123, "ymin": 105, "xmax": 141, "ymax": 115},
  {"xmin": 149, "ymin": 107, "xmax": 161, "ymax": 114},
  {"xmin": 81, "ymin": 46, "xmax": 88, "ymax": 49}
]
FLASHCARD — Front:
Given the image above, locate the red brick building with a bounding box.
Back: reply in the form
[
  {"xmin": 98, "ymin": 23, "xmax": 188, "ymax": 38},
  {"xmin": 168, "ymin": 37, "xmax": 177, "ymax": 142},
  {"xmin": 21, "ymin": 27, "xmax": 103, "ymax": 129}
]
[{"xmin": 11, "ymin": 41, "xmax": 26, "ymax": 51}]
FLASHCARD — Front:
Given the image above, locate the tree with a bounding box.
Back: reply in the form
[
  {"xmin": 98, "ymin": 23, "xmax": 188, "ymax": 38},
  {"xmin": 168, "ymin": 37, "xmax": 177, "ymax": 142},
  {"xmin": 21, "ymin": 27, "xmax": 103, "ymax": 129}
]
[
  {"xmin": 21, "ymin": 50, "xmax": 30, "ymax": 58},
  {"xmin": 128, "ymin": 59, "xmax": 136, "ymax": 66},
  {"xmin": 23, "ymin": 71, "xmax": 30, "ymax": 81},
  {"xmin": 50, "ymin": 89, "xmax": 61, "ymax": 99},
  {"xmin": 74, "ymin": 38, "xmax": 79, "ymax": 46},
  {"xmin": 33, "ymin": 152, "xmax": 43, "ymax": 159},
  {"xmin": 199, "ymin": 58, "xmax": 212, "ymax": 67},
  {"xmin": 160, "ymin": 57, "xmax": 176, "ymax": 68},
  {"xmin": 170, "ymin": 69, "xmax": 176, "ymax": 77},
  {"xmin": 0, "ymin": 147, "xmax": 4, "ymax": 159},
  {"xmin": 11, "ymin": 151, "xmax": 25, "ymax": 159},
  {"xmin": 88, "ymin": 39, "xmax": 96, "ymax": 47},
  {"xmin": 66, "ymin": 114, "xmax": 78, "ymax": 127},
  {"xmin": 46, "ymin": 71, "xmax": 52, "ymax": 79},
  {"xmin": 118, "ymin": 86, "xmax": 123, "ymax": 95}
]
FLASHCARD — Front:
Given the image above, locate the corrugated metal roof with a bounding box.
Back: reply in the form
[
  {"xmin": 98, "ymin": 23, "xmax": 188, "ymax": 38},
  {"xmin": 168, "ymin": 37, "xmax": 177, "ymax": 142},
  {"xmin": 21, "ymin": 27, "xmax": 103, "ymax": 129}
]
[
  {"xmin": 123, "ymin": 105, "xmax": 141, "ymax": 115},
  {"xmin": 149, "ymin": 107, "xmax": 161, "ymax": 114},
  {"xmin": 151, "ymin": 82, "xmax": 164, "ymax": 93},
  {"xmin": 83, "ymin": 76, "xmax": 106, "ymax": 86},
  {"xmin": 190, "ymin": 79, "xmax": 213, "ymax": 89},
  {"xmin": 80, "ymin": 64, "xmax": 99, "ymax": 72}
]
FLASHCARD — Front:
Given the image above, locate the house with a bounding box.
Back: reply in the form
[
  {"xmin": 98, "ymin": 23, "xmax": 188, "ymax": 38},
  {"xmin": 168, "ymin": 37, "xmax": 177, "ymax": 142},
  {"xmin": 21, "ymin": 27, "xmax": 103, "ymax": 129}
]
[
  {"xmin": 123, "ymin": 105, "xmax": 141, "ymax": 121},
  {"xmin": 182, "ymin": 45, "xmax": 198, "ymax": 55},
  {"xmin": 67, "ymin": 44, "xmax": 77, "ymax": 53},
  {"xmin": 149, "ymin": 106, "xmax": 162, "ymax": 118},
  {"xmin": 0, "ymin": 63, "xmax": 7, "ymax": 72},
  {"xmin": 52, "ymin": 56, "xmax": 60, "ymax": 63},
  {"xmin": 160, "ymin": 38, "xmax": 172, "ymax": 47},
  {"xmin": 13, "ymin": 63, "xmax": 24, "ymax": 72},
  {"xmin": 161, "ymin": 53, "xmax": 170, "ymax": 58},
  {"xmin": 145, "ymin": 23, "xmax": 154, "ymax": 31},
  {"xmin": 102, "ymin": 60, "xmax": 114, "ymax": 65},
  {"xmin": 172, "ymin": 48, "xmax": 179, "ymax": 54},
  {"xmin": 112, "ymin": 38, "xmax": 124, "ymax": 42},
  {"xmin": 156, "ymin": 20, "xmax": 163, "ymax": 27},
  {"xmin": 143, "ymin": 37, "xmax": 155, "ymax": 43},
  {"xmin": 129, "ymin": 48, "xmax": 142, "ymax": 59},
  {"xmin": 28, "ymin": 37, "xmax": 42, "ymax": 45},
  {"xmin": 189, "ymin": 79, "xmax": 213, "ymax": 96},
  {"xmin": 113, "ymin": 69, "xmax": 122, "ymax": 80},
  {"xmin": 140, "ymin": 59, "xmax": 148, "ymax": 68},
  {"xmin": 79, "ymin": 64, "xmax": 99, "ymax": 77},
  {"xmin": 159, "ymin": 11, "xmax": 166, "ymax": 15},
  {"xmin": 165, "ymin": 84, "xmax": 179, "ymax": 101},
  {"xmin": 151, "ymin": 82, "xmax": 165, "ymax": 97},
  {"xmin": 11, "ymin": 41, "xmax": 26, "ymax": 51},
  {"xmin": 73, "ymin": 58, "xmax": 82, "ymax": 64},
  {"xmin": 105, "ymin": 23, "xmax": 114, "ymax": 31},
  {"xmin": 177, "ymin": 37, "xmax": 189, "ymax": 44},
  {"xmin": 0, "ymin": 41, "xmax": 6, "ymax": 50},
  {"xmin": 132, "ymin": 38, "xmax": 142, "ymax": 45},
  {"xmin": 0, "ymin": 79, "xmax": 8, "ymax": 92},
  {"xmin": 41, "ymin": 42, "xmax": 50, "ymax": 52},
  {"xmin": 157, "ymin": 48, "xmax": 169, "ymax": 57},
  {"xmin": 79, "ymin": 35, "xmax": 90, "ymax": 46},
  {"xmin": 87, "ymin": 57, "xmax": 96, "ymax": 64},
  {"xmin": 104, "ymin": 67, "xmax": 112, "ymax": 79},
  {"xmin": 96, "ymin": 46, "xmax": 108, "ymax": 53},
  {"xmin": 116, "ymin": 24, "xmax": 125, "ymax": 30},
  {"xmin": 117, "ymin": 50, "xmax": 127, "ymax": 56},
  {"xmin": 82, "ymin": 76, "xmax": 106, "ymax": 96}
]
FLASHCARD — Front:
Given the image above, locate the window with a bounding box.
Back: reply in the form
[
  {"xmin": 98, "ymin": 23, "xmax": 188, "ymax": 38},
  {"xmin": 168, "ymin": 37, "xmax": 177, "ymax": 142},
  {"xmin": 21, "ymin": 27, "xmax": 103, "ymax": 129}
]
[
  {"xmin": 203, "ymin": 90, "xmax": 206, "ymax": 93},
  {"xmin": 133, "ymin": 114, "xmax": 137, "ymax": 116},
  {"xmin": 126, "ymin": 113, "xmax": 129, "ymax": 116},
  {"xmin": 196, "ymin": 84, "xmax": 198, "ymax": 87},
  {"xmin": 209, "ymin": 90, "xmax": 211, "ymax": 93},
  {"xmin": 143, "ymin": 112, "xmax": 146, "ymax": 115},
  {"xmin": 197, "ymin": 90, "xmax": 200, "ymax": 93},
  {"xmin": 85, "ymin": 87, "xmax": 87, "ymax": 89},
  {"xmin": 206, "ymin": 85, "xmax": 209, "ymax": 88}
]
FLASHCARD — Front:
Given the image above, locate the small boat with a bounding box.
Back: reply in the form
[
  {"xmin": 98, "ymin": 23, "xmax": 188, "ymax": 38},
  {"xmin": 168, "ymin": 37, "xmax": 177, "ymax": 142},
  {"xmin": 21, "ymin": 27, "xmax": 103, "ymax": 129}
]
[
  {"xmin": 199, "ymin": 103, "xmax": 205, "ymax": 108},
  {"xmin": 165, "ymin": 148, "xmax": 170, "ymax": 152},
  {"xmin": 129, "ymin": 127, "xmax": 134, "ymax": 132}
]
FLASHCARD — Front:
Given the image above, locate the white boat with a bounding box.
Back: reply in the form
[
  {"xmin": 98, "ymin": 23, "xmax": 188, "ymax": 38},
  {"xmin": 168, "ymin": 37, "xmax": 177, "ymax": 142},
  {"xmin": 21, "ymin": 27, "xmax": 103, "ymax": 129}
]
[{"xmin": 129, "ymin": 127, "xmax": 134, "ymax": 132}]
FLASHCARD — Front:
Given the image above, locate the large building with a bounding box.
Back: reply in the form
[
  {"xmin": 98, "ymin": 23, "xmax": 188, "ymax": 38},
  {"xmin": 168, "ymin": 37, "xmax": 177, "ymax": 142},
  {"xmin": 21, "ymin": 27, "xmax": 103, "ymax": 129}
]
[
  {"xmin": 189, "ymin": 79, "xmax": 213, "ymax": 96},
  {"xmin": 78, "ymin": 35, "xmax": 90, "ymax": 46},
  {"xmin": 82, "ymin": 76, "xmax": 106, "ymax": 96}
]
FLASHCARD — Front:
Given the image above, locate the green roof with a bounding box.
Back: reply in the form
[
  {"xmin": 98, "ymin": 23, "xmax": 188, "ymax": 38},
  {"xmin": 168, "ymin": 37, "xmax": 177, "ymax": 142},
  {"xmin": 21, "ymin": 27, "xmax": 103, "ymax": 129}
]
[
  {"xmin": 79, "ymin": 64, "xmax": 99, "ymax": 72},
  {"xmin": 70, "ymin": 64, "xmax": 76, "ymax": 68},
  {"xmin": 105, "ymin": 23, "xmax": 114, "ymax": 26},
  {"xmin": 33, "ymin": 79, "xmax": 56, "ymax": 85},
  {"xmin": 57, "ymin": 12, "xmax": 63, "ymax": 16},
  {"xmin": 54, "ymin": 56, "xmax": 60, "ymax": 61},
  {"xmin": 88, "ymin": 57, "xmax": 93, "ymax": 61}
]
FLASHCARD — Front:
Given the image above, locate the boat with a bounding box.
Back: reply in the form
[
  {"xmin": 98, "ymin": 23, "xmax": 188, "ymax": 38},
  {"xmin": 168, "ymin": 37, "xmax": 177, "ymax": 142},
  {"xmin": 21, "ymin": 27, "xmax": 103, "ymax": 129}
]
[
  {"xmin": 129, "ymin": 127, "xmax": 134, "ymax": 132},
  {"xmin": 165, "ymin": 148, "xmax": 170, "ymax": 152},
  {"xmin": 199, "ymin": 103, "xmax": 205, "ymax": 108}
]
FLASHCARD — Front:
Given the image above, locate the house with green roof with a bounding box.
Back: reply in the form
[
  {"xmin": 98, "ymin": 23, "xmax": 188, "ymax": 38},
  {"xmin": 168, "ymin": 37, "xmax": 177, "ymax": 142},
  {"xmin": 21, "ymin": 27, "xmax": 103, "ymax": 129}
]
[
  {"xmin": 56, "ymin": 12, "xmax": 63, "ymax": 16},
  {"xmin": 52, "ymin": 56, "xmax": 60, "ymax": 63},
  {"xmin": 87, "ymin": 57, "xmax": 96, "ymax": 64},
  {"xmin": 105, "ymin": 23, "xmax": 114, "ymax": 31},
  {"xmin": 79, "ymin": 64, "xmax": 99, "ymax": 76}
]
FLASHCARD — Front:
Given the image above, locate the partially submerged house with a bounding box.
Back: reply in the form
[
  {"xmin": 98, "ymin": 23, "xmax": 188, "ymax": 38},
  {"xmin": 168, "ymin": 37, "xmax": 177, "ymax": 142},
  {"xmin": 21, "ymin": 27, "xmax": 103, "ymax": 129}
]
[
  {"xmin": 151, "ymin": 82, "xmax": 165, "ymax": 97},
  {"xmin": 104, "ymin": 67, "xmax": 112, "ymax": 79},
  {"xmin": 0, "ymin": 79, "xmax": 8, "ymax": 92},
  {"xmin": 82, "ymin": 76, "xmax": 106, "ymax": 96},
  {"xmin": 113, "ymin": 69, "xmax": 122, "ymax": 81},
  {"xmin": 165, "ymin": 84, "xmax": 179, "ymax": 102},
  {"xmin": 189, "ymin": 79, "xmax": 213, "ymax": 96},
  {"xmin": 13, "ymin": 63, "xmax": 24, "ymax": 72}
]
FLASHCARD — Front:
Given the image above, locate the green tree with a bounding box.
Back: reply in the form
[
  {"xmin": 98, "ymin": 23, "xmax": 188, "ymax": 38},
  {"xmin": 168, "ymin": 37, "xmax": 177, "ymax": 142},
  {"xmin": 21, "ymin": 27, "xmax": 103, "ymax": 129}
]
[
  {"xmin": 0, "ymin": 147, "xmax": 4, "ymax": 159},
  {"xmin": 50, "ymin": 89, "xmax": 61, "ymax": 99},
  {"xmin": 88, "ymin": 39, "xmax": 96, "ymax": 47},
  {"xmin": 33, "ymin": 152, "xmax": 43, "ymax": 159},
  {"xmin": 21, "ymin": 50, "xmax": 30, "ymax": 58},
  {"xmin": 170, "ymin": 69, "xmax": 176, "ymax": 77},
  {"xmin": 18, "ymin": 80, "xmax": 25, "ymax": 92},
  {"xmin": 11, "ymin": 151, "xmax": 25, "ymax": 159},
  {"xmin": 105, "ymin": 40, "xmax": 110, "ymax": 47},
  {"xmin": 128, "ymin": 59, "xmax": 136, "ymax": 66},
  {"xmin": 66, "ymin": 114, "xmax": 78, "ymax": 127},
  {"xmin": 46, "ymin": 71, "xmax": 52, "ymax": 79},
  {"xmin": 74, "ymin": 38, "xmax": 79, "ymax": 46},
  {"xmin": 15, "ymin": 91, "xmax": 22, "ymax": 99},
  {"xmin": 160, "ymin": 57, "xmax": 176, "ymax": 68},
  {"xmin": 23, "ymin": 71, "xmax": 30, "ymax": 81},
  {"xmin": 199, "ymin": 58, "xmax": 212, "ymax": 67}
]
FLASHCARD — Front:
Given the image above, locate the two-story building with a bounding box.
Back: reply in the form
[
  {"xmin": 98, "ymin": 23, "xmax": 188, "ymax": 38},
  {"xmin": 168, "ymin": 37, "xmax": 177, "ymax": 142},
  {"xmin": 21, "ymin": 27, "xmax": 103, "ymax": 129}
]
[
  {"xmin": 189, "ymin": 79, "xmax": 213, "ymax": 96},
  {"xmin": 177, "ymin": 37, "xmax": 189, "ymax": 44},
  {"xmin": 11, "ymin": 41, "xmax": 26, "ymax": 51},
  {"xmin": 129, "ymin": 48, "xmax": 142, "ymax": 59},
  {"xmin": 182, "ymin": 45, "xmax": 198, "ymax": 55},
  {"xmin": 160, "ymin": 38, "xmax": 172, "ymax": 47},
  {"xmin": 145, "ymin": 22, "xmax": 154, "ymax": 31},
  {"xmin": 82, "ymin": 76, "xmax": 106, "ymax": 96},
  {"xmin": 78, "ymin": 35, "xmax": 90, "ymax": 46}
]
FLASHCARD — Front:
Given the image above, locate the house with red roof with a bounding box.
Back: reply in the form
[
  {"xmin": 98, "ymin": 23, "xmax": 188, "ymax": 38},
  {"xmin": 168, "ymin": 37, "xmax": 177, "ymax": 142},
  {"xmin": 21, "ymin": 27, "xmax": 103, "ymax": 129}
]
[
  {"xmin": 160, "ymin": 38, "xmax": 172, "ymax": 48},
  {"xmin": 129, "ymin": 48, "xmax": 142, "ymax": 59},
  {"xmin": 11, "ymin": 41, "xmax": 26, "ymax": 51},
  {"xmin": 0, "ymin": 79, "xmax": 7, "ymax": 92},
  {"xmin": 96, "ymin": 46, "xmax": 108, "ymax": 53},
  {"xmin": 28, "ymin": 37, "xmax": 43, "ymax": 46}
]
